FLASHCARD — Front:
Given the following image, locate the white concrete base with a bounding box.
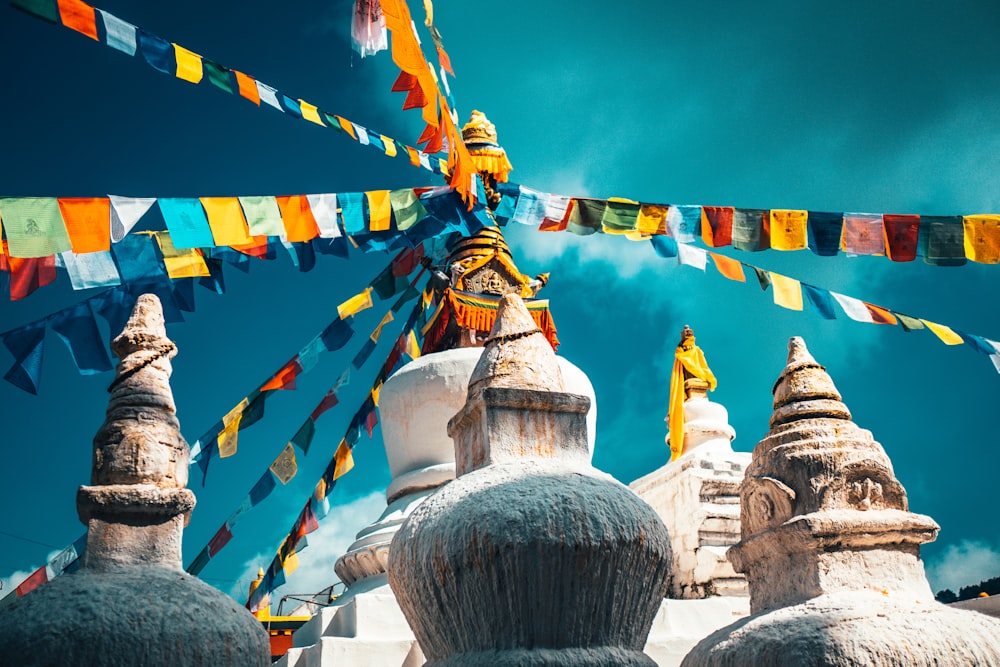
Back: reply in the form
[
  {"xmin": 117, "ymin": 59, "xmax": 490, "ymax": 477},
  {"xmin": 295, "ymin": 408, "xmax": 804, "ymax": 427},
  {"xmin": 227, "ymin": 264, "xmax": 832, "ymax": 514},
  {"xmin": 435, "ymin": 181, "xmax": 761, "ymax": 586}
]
[{"xmin": 644, "ymin": 597, "xmax": 750, "ymax": 667}]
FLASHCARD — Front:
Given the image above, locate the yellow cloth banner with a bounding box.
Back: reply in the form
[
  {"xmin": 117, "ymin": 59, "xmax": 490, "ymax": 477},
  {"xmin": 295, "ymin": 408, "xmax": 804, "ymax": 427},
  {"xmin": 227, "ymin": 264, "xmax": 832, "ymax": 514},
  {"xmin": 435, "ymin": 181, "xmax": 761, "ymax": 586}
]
[
  {"xmin": 921, "ymin": 319, "xmax": 964, "ymax": 345},
  {"xmin": 173, "ymin": 44, "xmax": 204, "ymax": 84},
  {"xmin": 282, "ymin": 550, "xmax": 299, "ymax": 576},
  {"xmin": 200, "ymin": 197, "xmax": 253, "ymax": 246},
  {"xmin": 154, "ymin": 232, "xmax": 210, "ymax": 278},
  {"xmin": 771, "ymin": 273, "xmax": 803, "ymax": 310},
  {"xmin": 269, "ymin": 443, "xmax": 298, "ymax": 484},
  {"xmin": 770, "ymin": 210, "xmax": 808, "ymax": 250},
  {"xmin": 366, "ymin": 190, "xmax": 393, "ymax": 232},
  {"xmin": 371, "ymin": 311, "xmax": 395, "ymax": 342},
  {"xmin": 338, "ymin": 287, "xmax": 374, "ymax": 319},
  {"xmin": 381, "ymin": 135, "xmax": 398, "ymax": 157},
  {"xmin": 406, "ymin": 330, "xmax": 421, "ymax": 359},
  {"xmin": 963, "ymin": 215, "xmax": 1000, "ymax": 264},
  {"xmin": 298, "ymin": 100, "xmax": 324, "ymax": 126},
  {"xmin": 637, "ymin": 204, "xmax": 668, "ymax": 235},
  {"xmin": 333, "ymin": 440, "xmax": 355, "ymax": 480},
  {"xmin": 218, "ymin": 398, "xmax": 250, "ymax": 458}
]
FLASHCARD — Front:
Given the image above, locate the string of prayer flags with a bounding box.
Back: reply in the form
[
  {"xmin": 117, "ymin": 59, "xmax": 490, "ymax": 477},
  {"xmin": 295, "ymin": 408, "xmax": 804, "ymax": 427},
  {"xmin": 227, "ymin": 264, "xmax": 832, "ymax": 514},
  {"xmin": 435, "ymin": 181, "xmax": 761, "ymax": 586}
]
[{"xmin": 0, "ymin": 533, "xmax": 86, "ymax": 606}]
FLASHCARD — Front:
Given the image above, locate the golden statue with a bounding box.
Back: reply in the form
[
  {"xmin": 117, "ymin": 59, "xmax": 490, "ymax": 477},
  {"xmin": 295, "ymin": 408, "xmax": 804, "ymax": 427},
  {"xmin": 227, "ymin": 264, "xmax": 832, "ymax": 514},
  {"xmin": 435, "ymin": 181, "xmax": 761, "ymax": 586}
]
[{"xmin": 668, "ymin": 325, "xmax": 717, "ymax": 461}]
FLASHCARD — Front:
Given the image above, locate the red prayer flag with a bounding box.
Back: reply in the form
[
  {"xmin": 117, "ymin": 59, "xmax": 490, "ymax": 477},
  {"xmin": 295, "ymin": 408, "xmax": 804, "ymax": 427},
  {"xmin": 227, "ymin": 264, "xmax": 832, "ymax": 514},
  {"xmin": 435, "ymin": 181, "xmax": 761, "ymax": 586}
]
[
  {"xmin": 310, "ymin": 390, "xmax": 339, "ymax": 422},
  {"xmin": 391, "ymin": 245, "xmax": 425, "ymax": 277},
  {"xmin": 882, "ymin": 214, "xmax": 920, "ymax": 262},
  {"xmin": 261, "ymin": 358, "xmax": 302, "ymax": 392},
  {"xmin": 702, "ymin": 207, "xmax": 734, "ymax": 247},
  {"xmin": 275, "ymin": 195, "xmax": 320, "ymax": 243},
  {"xmin": 57, "ymin": 197, "xmax": 111, "ymax": 253},
  {"xmin": 57, "ymin": 0, "xmax": 98, "ymax": 40},
  {"xmin": 207, "ymin": 524, "xmax": 233, "ymax": 557},
  {"xmin": 15, "ymin": 566, "xmax": 47, "ymax": 596},
  {"xmin": 8, "ymin": 254, "xmax": 57, "ymax": 300}
]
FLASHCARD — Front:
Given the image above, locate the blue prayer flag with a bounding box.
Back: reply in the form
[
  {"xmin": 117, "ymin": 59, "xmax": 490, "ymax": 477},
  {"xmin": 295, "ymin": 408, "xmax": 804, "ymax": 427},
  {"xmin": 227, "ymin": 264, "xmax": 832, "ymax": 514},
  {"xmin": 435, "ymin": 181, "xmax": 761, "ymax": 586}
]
[
  {"xmin": 339, "ymin": 192, "xmax": 366, "ymax": 235},
  {"xmin": 807, "ymin": 212, "xmax": 843, "ymax": 256},
  {"xmin": 47, "ymin": 301, "xmax": 113, "ymax": 375},
  {"xmin": 249, "ymin": 471, "xmax": 277, "ymax": 506},
  {"xmin": 651, "ymin": 235, "xmax": 678, "ymax": 259},
  {"xmin": 802, "ymin": 284, "xmax": 838, "ymax": 320},
  {"xmin": 2, "ymin": 319, "xmax": 46, "ymax": 394},
  {"xmin": 137, "ymin": 29, "xmax": 174, "ymax": 74},
  {"xmin": 321, "ymin": 318, "xmax": 354, "ymax": 352},
  {"xmin": 159, "ymin": 199, "xmax": 214, "ymax": 249}
]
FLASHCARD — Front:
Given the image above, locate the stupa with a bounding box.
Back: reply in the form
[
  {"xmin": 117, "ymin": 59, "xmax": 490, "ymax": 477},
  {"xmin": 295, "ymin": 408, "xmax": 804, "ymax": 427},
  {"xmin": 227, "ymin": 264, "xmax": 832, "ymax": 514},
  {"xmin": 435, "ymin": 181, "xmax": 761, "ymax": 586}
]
[
  {"xmin": 0, "ymin": 294, "xmax": 269, "ymax": 667},
  {"xmin": 683, "ymin": 337, "xmax": 1000, "ymax": 666},
  {"xmin": 389, "ymin": 293, "xmax": 671, "ymax": 666}
]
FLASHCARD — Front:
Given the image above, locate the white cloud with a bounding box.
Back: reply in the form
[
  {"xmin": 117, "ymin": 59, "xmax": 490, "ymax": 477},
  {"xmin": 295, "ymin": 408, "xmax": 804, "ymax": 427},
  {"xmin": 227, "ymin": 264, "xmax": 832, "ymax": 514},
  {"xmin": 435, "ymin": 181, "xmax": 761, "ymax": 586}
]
[
  {"xmin": 925, "ymin": 540, "xmax": 1000, "ymax": 593},
  {"xmin": 229, "ymin": 490, "xmax": 386, "ymax": 610}
]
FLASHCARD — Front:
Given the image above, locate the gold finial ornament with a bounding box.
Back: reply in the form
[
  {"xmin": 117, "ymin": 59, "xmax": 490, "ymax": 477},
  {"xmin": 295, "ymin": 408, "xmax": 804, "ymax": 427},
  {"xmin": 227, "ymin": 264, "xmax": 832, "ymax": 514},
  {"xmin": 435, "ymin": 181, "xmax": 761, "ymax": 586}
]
[
  {"xmin": 667, "ymin": 325, "xmax": 718, "ymax": 461},
  {"xmin": 461, "ymin": 110, "xmax": 513, "ymax": 209}
]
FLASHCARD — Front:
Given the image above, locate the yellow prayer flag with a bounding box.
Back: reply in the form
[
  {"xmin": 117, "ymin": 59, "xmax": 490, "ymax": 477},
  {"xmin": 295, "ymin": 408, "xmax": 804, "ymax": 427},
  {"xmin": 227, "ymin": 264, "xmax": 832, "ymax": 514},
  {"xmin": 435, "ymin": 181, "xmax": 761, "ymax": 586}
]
[
  {"xmin": 269, "ymin": 443, "xmax": 298, "ymax": 484},
  {"xmin": 313, "ymin": 478, "xmax": 327, "ymax": 502},
  {"xmin": 381, "ymin": 135, "xmax": 397, "ymax": 157},
  {"xmin": 282, "ymin": 550, "xmax": 299, "ymax": 576},
  {"xmin": 771, "ymin": 273, "xmax": 803, "ymax": 311},
  {"xmin": 371, "ymin": 311, "xmax": 395, "ymax": 342},
  {"xmin": 769, "ymin": 210, "xmax": 808, "ymax": 251},
  {"xmin": 406, "ymin": 330, "xmax": 421, "ymax": 360},
  {"xmin": 218, "ymin": 398, "xmax": 250, "ymax": 458},
  {"xmin": 298, "ymin": 100, "xmax": 324, "ymax": 126},
  {"xmin": 636, "ymin": 204, "xmax": 668, "ymax": 236},
  {"xmin": 173, "ymin": 44, "xmax": 204, "ymax": 84},
  {"xmin": 200, "ymin": 197, "xmax": 253, "ymax": 247},
  {"xmin": 963, "ymin": 215, "xmax": 1000, "ymax": 264},
  {"xmin": 371, "ymin": 382, "xmax": 383, "ymax": 408},
  {"xmin": 921, "ymin": 319, "xmax": 964, "ymax": 345},
  {"xmin": 333, "ymin": 440, "xmax": 355, "ymax": 480},
  {"xmin": 366, "ymin": 190, "xmax": 393, "ymax": 232},
  {"xmin": 337, "ymin": 287, "xmax": 374, "ymax": 319},
  {"xmin": 154, "ymin": 232, "xmax": 210, "ymax": 278}
]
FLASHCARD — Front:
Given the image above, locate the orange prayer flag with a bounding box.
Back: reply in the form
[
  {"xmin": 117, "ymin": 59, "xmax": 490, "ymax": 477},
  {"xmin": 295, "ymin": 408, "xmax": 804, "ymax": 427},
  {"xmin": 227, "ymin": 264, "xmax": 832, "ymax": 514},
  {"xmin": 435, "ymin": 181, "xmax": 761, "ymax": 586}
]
[
  {"xmin": 336, "ymin": 116, "xmax": 357, "ymax": 140},
  {"xmin": 230, "ymin": 236, "xmax": 271, "ymax": 258},
  {"xmin": 200, "ymin": 197, "xmax": 253, "ymax": 246},
  {"xmin": 333, "ymin": 440, "xmax": 355, "ymax": 479},
  {"xmin": 261, "ymin": 359, "xmax": 302, "ymax": 392},
  {"xmin": 233, "ymin": 71, "xmax": 260, "ymax": 105},
  {"xmin": 863, "ymin": 302, "xmax": 897, "ymax": 325},
  {"xmin": 366, "ymin": 190, "xmax": 393, "ymax": 232},
  {"xmin": 275, "ymin": 195, "xmax": 320, "ymax": 243},
  {"xmin": 406, "ymin": 146, "xmax": 422, "ymax": 167},
  {"xmin": 57, "ymin": 198, "xmax": 110, "ymax": 253},
  {"xmin": 709, "ymin": 252, "xmax": 746, "ymax": 282},
  {"xmin": 963, "ymin": 214, "xmax": 1000, "ymax": 264},
  {"xmin": 57, "ymin": 0, "xmax": 98, "ymax": 40}
]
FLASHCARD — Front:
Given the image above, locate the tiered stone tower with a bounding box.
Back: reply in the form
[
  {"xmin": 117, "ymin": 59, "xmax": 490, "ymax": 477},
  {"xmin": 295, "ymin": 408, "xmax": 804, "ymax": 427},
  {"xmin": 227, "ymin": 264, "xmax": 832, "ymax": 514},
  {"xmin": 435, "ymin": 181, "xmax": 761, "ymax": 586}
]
[
  {"xmin": 0, "ymin": 294, "xmax": 269, "ymax": 667},
  {"xmin": 388, "ymin": 294, "xmax": 671, "ymax": 666},
  {"xmin": 683, "ymin": 337, "xmax": 1000, "ymax": 666}
]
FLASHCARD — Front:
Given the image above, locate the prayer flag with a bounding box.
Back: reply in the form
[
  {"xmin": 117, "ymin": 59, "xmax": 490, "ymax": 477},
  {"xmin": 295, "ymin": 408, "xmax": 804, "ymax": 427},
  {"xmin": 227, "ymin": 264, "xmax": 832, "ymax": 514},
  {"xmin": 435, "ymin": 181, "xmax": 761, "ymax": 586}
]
[
  {"xmin": 339, "ymin": 192, "xmax": 366, "ymax": 235},
  {"xmin": 137, "ymin": 29, "xmax": 174, "ymax": 74},
  {"xmin": 172, "ymin": 44, "xmax": 203, "ymax": 84},
  {"xmin": 298, "ymin": 100, "xmax": 325, "ymax": 126},
  {"xmin": 895, "ymin": 313, "xmax": 924, "ymax": 331},
  {"xmin": 831, "ymin": 292, "xmax": 874, "ymax": 323},
  {"xmin": 677, "ymin": 243, "xmax": 707, "ymax": 270},
  {"xmin": 8, "ymin": 254, "xmax": 58, "ymax": 301},
  {"xmin": 339, "ymin": 116, "xmax": 358, "ymax": 140},
  {"xmin": 864, "ymin": 303, "xmax": 897, "ymax": 325},
  {"xmin": 207, "ymin": 525, "xmax": 233, "ymax": 557},
  {"xmin": 269, "ymin": 444, "xmax": 298, "ymax": 484},
  {"xmin": 338, "ymin": 287, "xmax": 374, "ymax": 319},
  {"xmin": 769, "ymin": 210, "xmax": 808, "ymax": 250},
  {"xmin": 807, "ymin": 211, "xmax": 843, "ymax": 256},
  {"xmin": 279, "ymin": 95, "xmax": 302, "ymax": 118},
  {"xmin": 226, "ymin": 497, "xmax": 253, "ymax": 530},
  {"xmin": 217, "ymin": 398, "xmax": 249, "ymax": 458},
  {"xmin": 389, "ymin": 189, "xmax": 427, "ymax": 231},
  {"xmin": 842, "ymin": 214, "xmax": 885, "ymax": 255},
  {"xmin": 15, "ymin": 568, "xmax": 47, "ymax": 597},
  {"xmin": 200, "ymin": 197, "xmax": 252, "ymax": 246},
  {"xmin": 333, "ymin": 440, "xmax": 354, "ymax": 479},
  {"xmin": 12, "ymin": 0, "xmax": 59, "ymax": 23},
  {"xmin": 636, "ymin": 204, "xmax": 668, "ymax": 236},
  {"xmin": 159, "ymin": 198, "xmax": 214, "ymax": 249},
  {"xmin": 186, "ymin": 547, "xmax": 210, "ymax": 576},
  {"xmin": 48, "ymin": 301, "xmax": 113, "ymax": 374},
  {"xmin": 57, "ymin": 197, "xmax": 111, "ymax": 253},
  {"xmin": 752, "ymin": 266, "xmax": 771, "ymax": 291},
  {"xmin": 366, "ymin": 190, "xmax": 393, "ymax": 232},
  {"xmin": 709, "ymin": 252, "xmax": 745, "ymax": 282},
  {"xmin": 732, "ymin": 208, "xmax": 767, "ymax": 251},
  {"xmin": 275, "ymin": 195, "xmax": 320, "ymax": 243},
  {"xmin": 2, "ymin": 319, "xmax": 46, "ymax": 394},
  {"xmin": 154, "ymin": 232, "xmax": 209, "ymax": 279},
  {"xmin": 249, "ymin": 471, "xmax": 277, "ymax": 506},
  {"xmin": 310, "ymin": 389, "xmax": 339, "ymax": 422},
  {"xmin": 354, "ymin": 124, "xmax": 371, "ymax": 145},
  {"xmin": 290, "ymin": 418, "xmax": 316, "ymax": 455},
  {"xmin": 306, "ymin": 193, "xmax": 342, "ymax": 238},
  {"xmin": 770, "ymin": 273, "xmax": 803, "ymax": 310},
  {"xmin": 701, "ymin": 206, "xmax": 734, "ymax": 247},
  {"xmin": 919, "ymin": 216, "xmax": 966, "ymax": 266},
  {"xmin": 297, "ymin": 337, "xmax": 325, "ymax": 374},
  {"xmin": 921, "ymin": 319, "xmax": 964, "ymax": 345},
  {"xmin": 61, "ymin": 250, "xmax": 121, "ymax": 289},
  {"xmin": 882, "ymin": 214, "xmax": 919, "ymax": 262},
  {"xmin": 109, "ymin": 196, "xmax": 155, "ymax": 242},
  {"xmin": 203, "ymin": 60, "xmax": 234, "ymax": 94},
  {"xmin": 320, "ymin": 318, "xmax": 354, "ymax": 351},
  {"xmin": 406, "ymin": 329, "xmax": 421, "ymax": 359},
  {"xmin": 352, "ymin": 338, "xmax": 377, "ymax": 369},
  {"xmin": 650, "ymin": 235, "xmax": 678, "ymax": 258},
  {"xmin": 57, "ymin": 0, "xmax": 98, "ymax": 40},
  {"xmin": 261, "ymin": 357, "xmax": 302, "ymax": 392},
  {"xmin": 381, "ymin": 135, "xmax": 398, "ymax": 157},
  {"xmin": 566, "ymin": 199, "xmax": 605, "ymax": 236},
  {"xmin": 0, "ymin": 197, "xmax": 72, "ymax": 258},
  {"xmin": 962, "ymin": 215, "xmax": 1000, "ymax": 264},
  {"xmin": 802, "ymin": 284, "xmax": 837, "ymax": 319},
  {"xmin": 601, "ymin": 198, "xmax": 641, "ymax": 234},
  {"xmin": 667, "ymin": 205, "xmax": 701, "ymax": 243},
  {"xmin": 97, "ymin": 9, "xmax": 136, "ymax": 55},
  {"xmin": 233, "ymin": 70, "xmax": 260, "ymax": 105},
  {"xmin": 238, "ymin": 196, "xmax": 284, "ymax": 237},
  {"xmin": 256, "ymin": 81, "xmax": 281, "ymax": 110}
]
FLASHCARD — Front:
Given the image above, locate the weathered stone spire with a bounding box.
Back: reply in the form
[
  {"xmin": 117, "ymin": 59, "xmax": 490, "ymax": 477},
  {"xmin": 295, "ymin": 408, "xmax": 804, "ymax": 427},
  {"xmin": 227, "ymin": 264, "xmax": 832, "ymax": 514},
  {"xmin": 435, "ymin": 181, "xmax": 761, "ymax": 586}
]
[
  {"xmin": 0, "ymin": 294, "xmax": 270, "ymax": 667},
  {"xmin": 683, "ymin": 337, "xmax": 1000, "ymax": 666},
  {"xmin": 389, "ymin": 293, "xmax": 670, "ymax": 666}
]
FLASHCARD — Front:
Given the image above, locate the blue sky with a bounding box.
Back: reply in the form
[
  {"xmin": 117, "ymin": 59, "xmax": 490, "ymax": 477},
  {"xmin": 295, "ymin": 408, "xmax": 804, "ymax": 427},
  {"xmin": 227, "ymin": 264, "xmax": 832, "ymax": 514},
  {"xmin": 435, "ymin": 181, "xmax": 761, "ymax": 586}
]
[{"xmin": 2, "ymin": 0, "xmax": 999, "ymax": 602}]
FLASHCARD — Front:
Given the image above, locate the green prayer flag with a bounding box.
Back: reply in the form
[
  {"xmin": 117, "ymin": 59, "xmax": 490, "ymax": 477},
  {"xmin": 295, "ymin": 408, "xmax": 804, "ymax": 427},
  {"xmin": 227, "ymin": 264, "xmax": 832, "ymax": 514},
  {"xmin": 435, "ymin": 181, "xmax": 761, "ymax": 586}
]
[
  {"xmin": 752, "ymin": 266, "xmax": 771, "ymax": 291},
  {"xmin": 290, "ymin": 419, "xmax": 317, "ymax": 455},
  {"xmin": 203, "ymin": 59, "xmax": 234, "ymax": 93},
  {"xmin": 567, "ymin": 199, "xmax": 605, "ymax": 236},
  {"xmin": 601, "ymin": 200, "xmax": 641, "ymax": 233},
  {"xmin": 238, "ymin": 196, "xmax": 284, "ymax": 236},
  {"xmin": 322, "ymin": 111, "xmax": 343, "ymax": 131},
  {"xmin": 0, "ymin": 197, "xmax": 71, "ymax": 258},
  {"xmin": 11, "ymin": 0, "xmax": 58, "ymax": 23},
  {"xmin": 389, "ymin": 189, "xmax": 428, "ymax": 231},
  {"xmin": 186, "ymin": 546, "xmax": 211, "ymax": 575},
  {"xmin": 896, "ymin": 313, "xmax": 925, "ymax": 332}
]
